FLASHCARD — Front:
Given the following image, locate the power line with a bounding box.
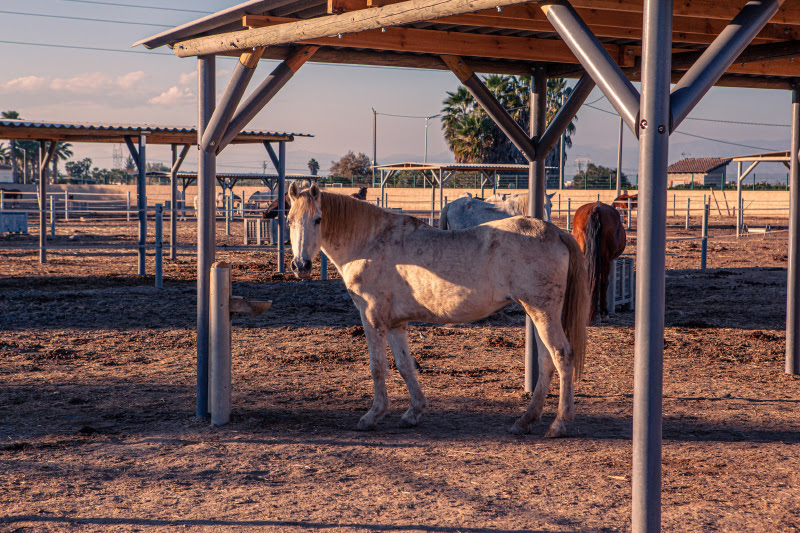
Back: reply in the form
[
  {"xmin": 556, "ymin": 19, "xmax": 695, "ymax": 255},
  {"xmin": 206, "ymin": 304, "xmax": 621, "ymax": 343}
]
[
  {"xmin": 671, "ymin": 131, "xmax": 778, "ymax": 152},
  {"xmin": 0, "ymin": 9, "xmax": 173, "ymax": 28},
  {"xmin": 685, "ymin": 116, "xmax": 789, "ymax": 128},
  {"xmin": 0, "ymin": 39, "xmax": 173, "ymax": 56},
  {"xmin": 61, "ymin": 0, "xmax": 212, "ymax": 14}
]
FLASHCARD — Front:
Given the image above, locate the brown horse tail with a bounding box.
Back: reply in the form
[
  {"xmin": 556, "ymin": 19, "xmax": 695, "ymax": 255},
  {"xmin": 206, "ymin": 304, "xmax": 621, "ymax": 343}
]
[
  {"xmin": 559, "ymin": 231, "xmax": 590, "ymax": 379},
  {"xmin": 584, "ymin": 209, "xmax": 603, "ymax": 323},
  {"xmin": 438, "ymin": 201, "xmax": 449, "ymax": 229}
]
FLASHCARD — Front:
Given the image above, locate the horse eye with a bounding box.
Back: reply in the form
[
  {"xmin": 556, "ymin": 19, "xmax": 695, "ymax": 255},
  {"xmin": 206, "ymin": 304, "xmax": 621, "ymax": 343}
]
[{"xmin": 314, "ymin": 217, "xmax": 322, "ymax": 225}]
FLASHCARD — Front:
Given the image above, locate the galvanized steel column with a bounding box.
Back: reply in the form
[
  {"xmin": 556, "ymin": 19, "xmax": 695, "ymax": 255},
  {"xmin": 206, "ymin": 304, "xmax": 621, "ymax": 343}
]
[
  {"xmin": 616, "ymin": 117, "xmax": 624, "ymax": 198},
  {"xmin": 137, "ymin": 133, "xmax": 147, "ymax": 276},
  {"xmin": 633, "ymin": 0, "xmax": 671, "ymax": 531},
  {"xmin": 38, "ymin": 140, "xmax": 47, "ymax": 264},
  {"xmin": 525, "ymin": 66, "xmax": 546, "ymax": 393},
  {"xmin": 277, "ymin": 140, "xmax": 286, "ymax": 273},
  {"xmin": 786, "ymin": 82, "xmax": 800, "ymax": 375},
  {"xmin": 197, "ymin": 54, "xmax": 216, "ymax": 418}
]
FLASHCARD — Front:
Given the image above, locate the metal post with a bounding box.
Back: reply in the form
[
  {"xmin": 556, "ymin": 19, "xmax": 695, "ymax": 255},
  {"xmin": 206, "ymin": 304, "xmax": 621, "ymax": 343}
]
[
  {"xmin": 558, "ymin": 193, "xmax": 561, "ymax": 219},
  {"xmin": 155, "ymin": 203, "xmax": 163, "ymax": 288},
  {"xmin": 137, "ymin": 134, "xmax": 147, "ymax": 276},
  {"xmin": 672, "ymin": 194, "xmax": 675, "ymax": 218},
  {"xmin": 225, "ymin": 194, "xmax": 232, "ymax": 236},
  {"xmin": 685, "ymin": 197, "xmax": 690, "ymax": 230},
  {"xmin": 627, "ymin": 197, "xmax": 632, "ymax": 231},
  {"xmin": 617, "ymin": 116, "xmax": 624, "ymax": 198},
  {"xmin": 50, "ymin": 195, "xmax": 55, "ymax": 238},
  {"xmin": 38, "ymin": 141, "xmax": 46, "ymax": 264},
  {"xmin": 321, "ymin": 251, "xmax": 328, "ymax": 280},
  {"xmin": 64, "ymin": 190, "xmax": 69, "ymax": 221},
  {"xmin": 127, "ymin": 191, "xmax": 131, "ymax": 222},
  {"xmin": 737, "ymin": 161, "xmax": 743, "ymax": 237},
  {"xmin": 197, "ymin": 54, "xmax": 216, "ymax": 419},
  {"xmin": 430, "ymin": 171, "xmax": 436, "ymax": 225},
  {"xmin": 567, "ymin": 198, "xmax": 572, "ymax": 231},
  {"xmin": 209, "ymin": 261, "xmax": 232, "ymax": 426},
  {"xmin": 372, "ymin": 108, "xmax": 377, "ymax": 187},
  {"xmin": 439, "ymin": 169, "xmax": 444, "ymax": 221},
  {"xmin": 170, "ymin": 144, "xmax": 178, "ymax": 260},
  {"xmin": 786, "ymin": 83, "xmax": 800, "ymax": 375},
  {"xmin": 632, "ymin": 0, "xmax": 671, "ymax": 530},
  {"xmin": 0, "ymin": 190, "xmax": 4, "ymax": 211},
  {"xmin": 700, "ymin": 202, "xmax": 708, "ymax": 270},
  {"xmin": 525, "ymin": 65, "xmax": 546, "ymax": 393},
  {"xmin": 277, "ymin": 140, "xmax": 286, "ymax": 273}
]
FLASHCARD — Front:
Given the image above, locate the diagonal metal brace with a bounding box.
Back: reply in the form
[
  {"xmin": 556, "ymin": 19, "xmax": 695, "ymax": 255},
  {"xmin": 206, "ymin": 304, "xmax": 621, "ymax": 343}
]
[
  {"xmin": 539, "ymin": 0, "xmax": 640, "ymax": 136},
  {"xmin": 441, "ymin": 55, "xmax": 537, "ymax": 162},
  {"xmin": 537, "ymin": 73, "xmax": 595, "ymax": 159}
]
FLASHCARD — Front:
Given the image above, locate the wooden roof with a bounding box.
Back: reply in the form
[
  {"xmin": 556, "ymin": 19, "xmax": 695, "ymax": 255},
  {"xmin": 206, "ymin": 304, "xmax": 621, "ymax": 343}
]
[
  {"xmin": 136, "ymin": 0, "xmax": 800, "ymax": 89},
  {"xmin": 0, "ymin": 120, "xmax": 311, "ymax": 145}
]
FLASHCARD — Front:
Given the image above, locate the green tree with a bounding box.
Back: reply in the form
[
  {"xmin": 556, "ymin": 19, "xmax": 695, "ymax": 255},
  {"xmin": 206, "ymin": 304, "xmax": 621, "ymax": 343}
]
[
  {"xmin": 52, "ymin": 142, "xmax": 73, "ymax": 182},
  {"xmin": 66, "ymin": 158, "xmax": 93, "ymax": 182},
  {"xmin": 441, "ymin": 76, "xmax": 578, "ymax": 167},
  {"xmin": 0, "ymin": 143, "xmax": 10, "ymax": 165},
  {"xmin": 307, "ymin": 158, "xmax": 320, "ymax": 176},
  {"xmin": 330, "ymin": 151, "xmax": 371, "ymax": 185},
  {"xmin": 572, "ymin": 163, "xmax": 630, "ymax": 190},
  {"xmin": 2, "ymin": 110, "xmax": 20, "ymax": 182}
]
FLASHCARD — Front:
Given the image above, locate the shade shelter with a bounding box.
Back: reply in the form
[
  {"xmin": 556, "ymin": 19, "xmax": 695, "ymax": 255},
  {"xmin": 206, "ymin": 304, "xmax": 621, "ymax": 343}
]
[
  {"xmin": 136, "ymin": 1, "xmax": 800, "ymax": 530},
  {"xmin": 0, "ymin": 119, "xmax": 309, "ymax": 266},
  {"xmin": 731, "ymin": 150, "xmax": 792, "ymax": 237}
]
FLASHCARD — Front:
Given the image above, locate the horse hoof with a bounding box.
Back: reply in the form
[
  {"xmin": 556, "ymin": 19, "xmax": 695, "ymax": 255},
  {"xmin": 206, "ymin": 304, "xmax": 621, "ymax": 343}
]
[
  {"xmin": 355, "ymin": 418, "xmax": 377, "ymax": 431},
  {"xmin": 508, "ymin": 422, "xmax": 530, "ymax": 435},
  {"xmin": 397, "ymin": 417, "xmax": 418, "ymax": 429},
  {"xmin": 545, "ymin": 423, "xmax": 567, "ymax": 438}
]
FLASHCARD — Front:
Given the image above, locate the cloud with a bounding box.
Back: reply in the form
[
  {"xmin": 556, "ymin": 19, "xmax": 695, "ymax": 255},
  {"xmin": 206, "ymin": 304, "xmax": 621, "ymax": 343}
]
[
  {"xmin": 148, "ymin": 86, "xmax": 193, "ymax": 105},
  {"xmin": 115, "ymin": 71, "xmax": 147, "ymax": 89},
  {"xmin": 48, "ymin": 71, "xmax": 148, "ymax": 94},
  {"xmin": 2, "ymin": 76, "xmax": 47, "ymax": 91},
  {"xmin": 178, "ymin": 71, "xmax": 196, "ymax": 86}
]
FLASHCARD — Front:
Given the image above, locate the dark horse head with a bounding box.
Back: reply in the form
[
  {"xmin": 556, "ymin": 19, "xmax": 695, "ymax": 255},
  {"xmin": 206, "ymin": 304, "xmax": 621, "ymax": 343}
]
[{"xmin": 262, "ymin": 194, "xmax": 292, "ymax": 219}]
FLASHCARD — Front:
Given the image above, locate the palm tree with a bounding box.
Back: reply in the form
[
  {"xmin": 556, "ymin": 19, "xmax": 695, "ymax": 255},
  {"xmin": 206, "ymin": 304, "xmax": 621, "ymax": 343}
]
[
  {"xmin": 51, "ymin": 142, "xmax": 73, "ymax": 182},
  {"xmin": 307, "ymin": 158, "xmax": 320, "ymax": 176},
  {"xmin": 440, "ymin": 76, "xmax": 577, "ymax": 168},
  {"xmin": 0, "ymin": 143, "xmax": 10, "ymax": 165},
  {"xmin": 2, "ymin": 110, "xmax": 20, "ymax": 182}
]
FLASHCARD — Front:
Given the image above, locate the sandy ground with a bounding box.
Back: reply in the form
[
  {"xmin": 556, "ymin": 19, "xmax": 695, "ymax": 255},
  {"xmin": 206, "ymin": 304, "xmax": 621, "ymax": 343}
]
[{"xmin": 0, "ymin": 213, "xmax": 798, "ymax": 532}]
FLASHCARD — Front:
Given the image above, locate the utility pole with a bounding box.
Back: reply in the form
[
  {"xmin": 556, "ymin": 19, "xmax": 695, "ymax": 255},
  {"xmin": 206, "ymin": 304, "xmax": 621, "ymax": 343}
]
[
  {"xmin": 424, "ymin": 117, "xmax": 430, "ymax": 163},
  {"xmin": 372, "ymin": 108, "xmax": 377, "ymax": 187}
]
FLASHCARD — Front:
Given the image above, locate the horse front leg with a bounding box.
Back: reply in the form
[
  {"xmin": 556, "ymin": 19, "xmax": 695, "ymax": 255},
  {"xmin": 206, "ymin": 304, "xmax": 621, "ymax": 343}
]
[
  {"xmin": 387, "ymin": 325, "xmax": 429, "ymax": 428},
  {"xmin": 356, "ymin": 314, "xmax": 391, "ymax": 431},
  {"xmin": 510, "ymin": 329, "xmax": 555, "ymax": 435}
]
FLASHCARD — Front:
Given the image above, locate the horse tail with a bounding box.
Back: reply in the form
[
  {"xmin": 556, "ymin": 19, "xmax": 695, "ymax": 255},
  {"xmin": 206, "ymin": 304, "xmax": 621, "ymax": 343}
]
[
  {"xmin": 559, "ymin": 231, "xmax": 590, "ymax": 379},
  {"xmin": 438, "ymin": 201, "xmax": 449, "ymax": 229},
  {"xmin": 584, "ymin": 209, "xmax": 603, "ymax": 324}
]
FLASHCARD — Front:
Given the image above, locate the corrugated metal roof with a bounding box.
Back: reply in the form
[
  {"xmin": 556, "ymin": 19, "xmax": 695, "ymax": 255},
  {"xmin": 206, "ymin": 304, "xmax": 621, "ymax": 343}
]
[
  {"xmin": 731, "ymin": 150, "xmax": 791, "ymax": 162},
  {"xmin": 667, "ymin": 157, "xmax": 732, "ymax": 174},
  {"xmin": 375, "ymin": 162, "xmax": 529, "ymax": 171},
  {"xmin": 0, "ymin": 119, "xmax": 311, "ymax": 144},
  {"xmin": 146, "ymin": 171, "xmax": 321, "ymax": 180}
]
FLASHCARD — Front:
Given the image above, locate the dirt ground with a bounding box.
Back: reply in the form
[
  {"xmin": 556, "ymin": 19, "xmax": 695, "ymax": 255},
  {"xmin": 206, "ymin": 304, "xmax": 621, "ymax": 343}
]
[{"xmin": 1, "ymin": 213, "xmax": 798, "ymax": 532}]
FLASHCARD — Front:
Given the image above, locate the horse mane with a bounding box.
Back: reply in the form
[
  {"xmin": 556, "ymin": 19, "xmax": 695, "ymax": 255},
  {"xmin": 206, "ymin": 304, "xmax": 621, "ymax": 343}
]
[
  {"xmin": 318, "ymin": 191, "xmax": 399, "ymax": 247},
  {"xmin": 504, "ymin": 193, "xmax": 529, "ymax": 215}
]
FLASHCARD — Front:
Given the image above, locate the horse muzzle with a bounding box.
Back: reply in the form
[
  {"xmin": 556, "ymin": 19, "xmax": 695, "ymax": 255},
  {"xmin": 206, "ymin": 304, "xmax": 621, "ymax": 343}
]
[{"xmin": 290, "ymin": 258, "xmax": 313, "ymax": 279}]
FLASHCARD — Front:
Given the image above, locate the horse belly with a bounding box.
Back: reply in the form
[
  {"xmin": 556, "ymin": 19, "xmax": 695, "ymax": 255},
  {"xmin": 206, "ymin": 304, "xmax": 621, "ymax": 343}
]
[{"xmin": 393, "ymin": 264, "xmax": 508, "ymax": 324}]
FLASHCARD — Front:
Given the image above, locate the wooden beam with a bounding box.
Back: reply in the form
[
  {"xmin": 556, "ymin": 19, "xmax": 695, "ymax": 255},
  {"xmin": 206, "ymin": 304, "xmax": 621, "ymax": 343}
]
[
  {"xmin": 242, "ymin": 15, "xmax": 632, "ymax": 67},
  {"xmin": 174, "ymin": 0, "xmax": 560, "ymax": 57}
]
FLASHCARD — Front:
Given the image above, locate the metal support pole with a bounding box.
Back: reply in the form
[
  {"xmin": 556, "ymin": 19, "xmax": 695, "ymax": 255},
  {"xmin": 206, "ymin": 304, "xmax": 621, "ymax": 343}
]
[
  {"xmin": 197, "ymin": 54, "xmax": 216, "ymax": 419},
  {"xmin": 137, "ymin": 134, "xmax": 148, "ymax": 276},
  {"xmin": 632, "ymin": 1, "xmax": 671, "ymax": 530},
  {"xmin": 786, "ymin": 83, "xmax": 800, "ymax": 375},
  {"xmin": 170, "ymin": 144, "xmax": 190, "ymax": 261},
  {"xmin": 321, "ymin": 251, "xmax": 328, "ymax": 281},
  {"xmin": 685, "ymin": 197, "xmax": 690, "ymax": 230},
  {"xmin": 737, "ymin": 161, "xmax": 742, "ymax": 237},
  {"xmin": 617, "ymin": 116, "xmax": 624, "ymax": 198},
  {"xmin": 672, "ymin": 194, "xmax": 675, "ymax": 218},
  {"xmin": 38, "ymin": 141, "xmax": 49, "ymax": 264},
  {"xmin": 700, "ymin": 202, "xmax": 708, "ymax": 270},
  {"xmin": 225, "ymin": 195, "xmax": 232, "ymax": 236},
  {"xmin": 209, "ymin": 261, "xmax": 232, "ymax": 426},
  {"xmin": 155, "ymin": 203, "xmax": 163, "ymax": 288},
  {"xmin": 277, "ymin": 141, "xmax": 286, "ymax": 273},
  {"xmin": 127, "ymin": 191, "xmax": 131, "ymax": 222},
  {"xmin": 50, "ymin": 195, "xmax": 55, "ymax": 238},
  {"xmin": 0, "ymin": 190, "xmax": 4, "ymax": 211},
  {"xmin": 439, "ymin": 169, "xmax": 444, "ymax": 219},
  {"xmin": 372, "ymin": 107, "xmax": 377, "ymax": 187},
  {"xmin": 430, "ymin": 171, "xmax": 436, "ymax": 225},
  {"xmin": 64, "ymin": 190, "xmax": 69, "ymax": 221},
  {"xmin": 628, "ymin": 197, "xmax": 632, "ymax": 231},
  {"xmin": 566, "ymin": 198, "xmax": 572, "ymax": 231},
  {"xmin": 537, "ymin": 73, "xmax": 595, "ymax": 157}
]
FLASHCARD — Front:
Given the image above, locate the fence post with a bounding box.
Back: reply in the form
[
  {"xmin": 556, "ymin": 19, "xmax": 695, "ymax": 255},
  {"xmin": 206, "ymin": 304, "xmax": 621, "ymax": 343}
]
[
  {"xmin": 627, "ymin": 197, "xmax": 632, "ymax": 230},
  {"xmin": 685, "ymin": 197, "xmax": 691, "ymax": 230},
  {"xmin": 0, "ymin": 190, "xmax": 4, "ymax": 211},
  {"xmin": 321, "ymin": 251, "xmax": 328, "ymax": 280},
  {"xmin": 126, "ymin": 191, "xmax": 131, "ymax": 222},
  {"xmin": 240, "ymin": 189, "xmax": 245, "ymax": 219},
  {"xmin": 558, "ymin": 193, "xmax": 561, "ymax": 219},
  {"xmin": 672, "ymin": 193, "xmax": 676, "ymax": 218},
  {"xmin": 566, "ymin": 198, "xmax": 572, "ymax": 231},
  {"xmin": 64, "ymin": 190, "xmax": 69, "ymax": 221},
  {"xmin": 50, "ymin": 195, "xmax": 55, "ymax": 238},
  {"xmin": 155, "ymin": 203, "xmax": 163, "ymax": 288},
  {"xmin": 209, "ymin": 262, "xmax": 232, "ymax": 426},
  {"xmin": 700, "ymin": 202, "xmax": 708, "ymax": 270},
  {"xmin": 225, "ymin": 195, "xmax": 231, "ymax": 236},
  {"xmin": 257, "ymin": 219, "xmax": 263, "ymax": 246}
]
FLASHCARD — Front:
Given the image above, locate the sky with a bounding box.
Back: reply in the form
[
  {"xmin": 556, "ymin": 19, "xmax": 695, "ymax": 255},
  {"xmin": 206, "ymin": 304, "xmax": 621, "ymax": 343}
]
[{"xmin": 0, "ymin": 0, "xmax": 796, "ymax": 183}]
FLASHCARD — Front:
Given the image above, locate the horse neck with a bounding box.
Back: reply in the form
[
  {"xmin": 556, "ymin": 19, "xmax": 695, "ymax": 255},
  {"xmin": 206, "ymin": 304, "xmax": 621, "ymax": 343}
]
[{"xmin": 319, "ymin": 192, "xmax": 391, "ymax": 263}]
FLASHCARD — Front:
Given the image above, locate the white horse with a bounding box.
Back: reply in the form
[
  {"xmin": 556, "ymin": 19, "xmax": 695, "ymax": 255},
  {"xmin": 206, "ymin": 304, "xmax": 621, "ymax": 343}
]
[
  {"xmin": 439, "ymin": 192, "xmax": 555, "ymax": 230},
  {"xmin": 287, "ymin": 183, "xmax": 590, "ymax": 437}
]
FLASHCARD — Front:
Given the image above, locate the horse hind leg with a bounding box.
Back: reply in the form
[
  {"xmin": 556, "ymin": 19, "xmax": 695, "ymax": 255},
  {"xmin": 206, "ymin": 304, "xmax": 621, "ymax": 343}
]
[
  {"xmin": 387, "ymin": 325, "xmax": 429, "ymax": 428},
  {"xmin": 510, "ymin": 329, "xmax": 555, "ymax": 435},
  {"xmin": 515, "ymin": 308, "xmax": 576, "ymax": 438}
]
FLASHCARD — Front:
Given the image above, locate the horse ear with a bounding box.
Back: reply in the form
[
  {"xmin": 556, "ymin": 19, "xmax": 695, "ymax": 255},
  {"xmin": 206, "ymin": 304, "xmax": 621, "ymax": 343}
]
[
  {"xmin": 309, "ymin": 183, "xmax": 320, "ymax": 200},
  {"xmin": 547, "ymin": 192, "xmax": 556, "ymax": 199},
  {"xmin": 288, "ymin": 181, "xmax": 300, "ymax": 201}
]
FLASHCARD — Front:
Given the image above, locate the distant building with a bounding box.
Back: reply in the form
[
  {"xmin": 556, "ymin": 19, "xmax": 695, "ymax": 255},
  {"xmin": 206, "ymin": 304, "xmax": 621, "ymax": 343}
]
[
  {"xmin": 667, "ymin": 157, "xmax": 731, "ymax": 188},
  {"xmin": 0, "ymin": 165, "xmax": 12, "ymax": 183}
]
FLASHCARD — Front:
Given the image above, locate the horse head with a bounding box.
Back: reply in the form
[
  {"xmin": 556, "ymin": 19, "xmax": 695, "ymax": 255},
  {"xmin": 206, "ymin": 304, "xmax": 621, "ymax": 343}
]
[{"xmin": 287, "ymin": 182, "xmax": 322, "ymax": 279}]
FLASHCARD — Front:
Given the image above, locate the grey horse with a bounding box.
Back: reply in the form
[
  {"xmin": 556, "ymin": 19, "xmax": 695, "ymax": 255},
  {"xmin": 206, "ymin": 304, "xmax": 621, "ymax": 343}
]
[{"xmin": 439, "ymin": 192, "xmax": 554, "ymax": 230}]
